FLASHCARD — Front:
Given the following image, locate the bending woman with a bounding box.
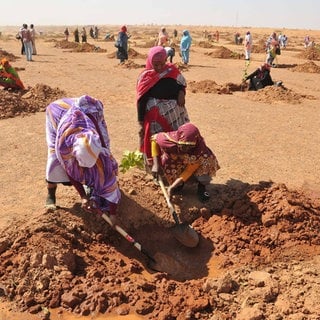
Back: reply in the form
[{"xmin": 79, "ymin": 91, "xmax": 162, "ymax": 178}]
[{"xmin": 45, "ymin": 95, "xmax": 120, "ymax": 223}]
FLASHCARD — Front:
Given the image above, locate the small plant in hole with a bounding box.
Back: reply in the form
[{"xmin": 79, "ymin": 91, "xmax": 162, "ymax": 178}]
[{"xmin": 119, "ymin": 150, "xmax": 144, "ymax": 173}]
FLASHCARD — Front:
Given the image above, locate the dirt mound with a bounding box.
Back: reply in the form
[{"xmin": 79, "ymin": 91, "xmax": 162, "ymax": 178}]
[
  {"xmin": 251, "ymin": 39, "xmax": 267, "ymax": 54},
  {"xmin": 197, "ymin": 41, "xmax": 216, "ymax": 48},
  {"xmin": 116, "ymin": 60, "xmax": 145, "ymax": 69},
  {"xmin": 0, "ymin": 168, "xmax": 319, "ymax": 319},
  {"xmin": 107, "ymin": 48, "xmax": 146, "ymax": 60},
  {"xmin": 205, "ymin": 46, "xmax": 244, "ymax": 59},
  {"xmin": 245, "ymin": 85, "xmax": 315, "ymax": 104},
  {"xmin": 127, "ymin": 48, "xmax": 146, "ymax": 59},
  {"xmin": 0, "ymin": 49, "xmax": 19, "ymax": 62},
  {"xmin": 54, "ymin": 40, "xmax": 107, "ymax": 53},
  {"xmin": 188, "ymin": 80, "xmax": 315, "ymax": 104},
  {"xmin": 0, "ymin": 84, "xmax": 66, "ymax": 119},
  {"xmin": 296, "ymin": 46, "xmax": 320, "ymax": 60},
  {"xmin": 188, "ymin": 80, "xmax": 243, "ymax": 94},
  {"xmin": 291, "ymin": 60, "xmax": 320, "ymax": 73}
]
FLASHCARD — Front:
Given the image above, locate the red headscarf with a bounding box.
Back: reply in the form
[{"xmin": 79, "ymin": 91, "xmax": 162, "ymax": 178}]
[
  {"xmin": 146, "ymin": 46, "xmax": 167, "ymax": 69},
  {"xmin": 155, "ymin": 123, "xmax": 219, "ymax": 183},
  {"xmin": 120, "ymin": 25, "xmax": 127, "ymax": 32},
  {"xmin": 136, "ymin": 46, "xmax": 181, "ymax": 101},
  {"xmin": 156, "ymin": 123, "xmax": 208, "ymax": 157}
]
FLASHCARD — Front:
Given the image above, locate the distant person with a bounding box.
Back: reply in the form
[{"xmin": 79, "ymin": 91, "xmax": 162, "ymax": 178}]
[
  {"xmin": 81, "ymin": 27, "xmax": 87, "ymax": 43},
  {"xmin": 265, "ymin": 32, "xmax": 277, "ymax": 51},
  {"xmin": 157, "ymin": 27, "xmax": 169, "ymax": 46},
  {"xmin": 266, "ymin": 39, "xmax": 280, "ymax": 66},
  {"xmin": 64, "ymin": 27, "xmax": 69, "ymax": 41},
  {"xmin": 244, "ymin": 31, "xmax": 253, "ymax": 60},
  {"xmin": 136, "ymin": 46, "xmax": 190, "ymax": 168},
  {"xmin": 180, "ymin": 30, "xmax": 192, "ymax": 65},
  {"xmin": 173, "ymin": 29, "xmax": 178, "ymax": 38},
  {"xmin": 215, "ymin": 30, "xmax": 219, "ymax": 42},
  {"xmin": 243, "ymin": 63, "xmax": 282, "ymax": 91},
  {"xmin": 164, "ymin": 46, "xmax": 175, "ymax": 63},
  {"xmin": 19, "ymin": 24, "xmax": 33, "ymax": 61},
  {"xmin": 115, "ymin": 25, "xmax": 129, "ymax": 64},
  {"xmin": 303, "ymin": 35, "xmax": 314, "ymax": 48},
  {"xmin": 94, "ymin": 26, "xmax": 99, "ymax": 39},
  {"xmin": 89, "ymin": 27, "xmax": 95, "ymax": 39},
  {"xmin": 45, "ymin": 95, "xmax": 121, "ymax": 225},
  {"xmin": 30, "ymin": 24, "xmax": 37, "ymax": 55},
  {"xmin": 0, "ymin": 58, "xmax": 25, "ymax": 90},
  {"xmin": 234, "ymin": 32, "xmax": 242, "ymax": 45},
  {"xmin": 74, "ymin": 27, "xmax": 79, "ymax": 43},
  {"xmin": 280, "ymin": 34, "xmax": 287, "ymax": 48},
  {"xmin": 16, "ymin": 27, "xmax": 25, "ymax": 55},
  {"xmin": 234, "ymin": 32, "xmax": 239, "ymax": 44}
]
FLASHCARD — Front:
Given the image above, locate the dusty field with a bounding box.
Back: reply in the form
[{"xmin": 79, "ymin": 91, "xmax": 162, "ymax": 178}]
[{"xmin": 0, "ymin": 25, "xmax": 320, "ymax": 319}]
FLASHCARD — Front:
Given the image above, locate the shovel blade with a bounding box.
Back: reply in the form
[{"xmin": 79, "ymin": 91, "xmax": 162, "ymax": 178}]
[{"xmin": 171, "ymin": 223, "xmax": 199, "ymax": 248}]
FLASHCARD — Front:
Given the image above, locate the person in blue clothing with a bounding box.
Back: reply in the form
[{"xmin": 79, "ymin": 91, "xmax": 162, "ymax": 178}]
[
  {"xmin": 180, "ymin": 30, "xmax": 192, "ymax": 65},
  {"xmin": 115, "ymin": 25, "xmax": 129, "ymax": 64}
]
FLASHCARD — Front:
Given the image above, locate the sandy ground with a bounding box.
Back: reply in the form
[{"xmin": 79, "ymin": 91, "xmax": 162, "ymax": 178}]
[{"xmin": 0, "ymin": 25, "xmax": 320, "ymax": 319}]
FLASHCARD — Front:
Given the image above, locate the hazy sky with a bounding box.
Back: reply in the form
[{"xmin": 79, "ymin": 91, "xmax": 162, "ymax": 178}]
[{"xmin": 1, "ymin": 0, "xmax": 320, "ymax": 30}]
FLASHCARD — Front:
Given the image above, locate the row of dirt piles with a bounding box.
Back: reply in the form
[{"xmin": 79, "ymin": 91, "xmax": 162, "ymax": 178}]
[
  {"xmin": 186, "ymin": 79, "xmax": 315, "ymax": 104},
  {"xmin": 188, "ymin": 80, "xmax": 244, "ymax": 94},
  {"xmin": 53, "ymin": 40, "xmax": 107, "ymax": 53},
  {"xmin": 297, "ymin": 46, "xmax": 320, "ymax": 60},
  {"xmin": 0, "ymin": 169, "xmax": 319, "ymax": 319},
  {"xmin": 0, "ymin": 80, "xmax": 313, "ymax": 122},
  {"xmin": 0, "ymin": 84, "xmax": 66, "ymax": 120}
]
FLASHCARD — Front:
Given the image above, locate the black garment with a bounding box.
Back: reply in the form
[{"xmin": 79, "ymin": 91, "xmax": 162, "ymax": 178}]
[
  {"xmin": 137, "ymin": 78, "xmax": 185, "ymax": 122},
  {"xmin": 246, "ymin": 68, "xmax": 274, "ymax": 91},
  {"xmin": 74, "ymin": 29, "xmax": 79, "ymax": 43},
  {"xmin": 89, "ymin": 27, "xmax": 95, "ymax": 38},
  {"xmin": 20, "ymin": 38, "xmax": 25, "ymax": 55},
  {"xmin": 116, "ymin": 31, "xmax": 128, "ymax": 63}
]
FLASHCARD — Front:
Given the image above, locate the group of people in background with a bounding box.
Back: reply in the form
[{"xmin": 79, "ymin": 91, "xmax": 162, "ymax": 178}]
[
  {"xmin": 65, "ymin": 26, "xmax": 99, "ymax": 43},
  {"xmin": 156, "ymin": 27, "xmax": 193, "ymax": 65},
  {"xmin": 113, "ymin": 25, "xmax": 194, "ymax": 65},
  {"xmin": 16, "ymin": 23, "xmax": 37, "ymax": 61}
]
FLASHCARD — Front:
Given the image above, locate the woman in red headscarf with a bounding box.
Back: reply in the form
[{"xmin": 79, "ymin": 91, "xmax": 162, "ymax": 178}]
[
  {"xmin": 136, "ymin": 46, "xmax": 190, "ymax": 168},
  {"xmin": 115, "ymin": 25, "xmax": 129, "ymax": 64},
  {"xmin": 150, "ymin": 123, "xmax": 220, "ymax": 202}
]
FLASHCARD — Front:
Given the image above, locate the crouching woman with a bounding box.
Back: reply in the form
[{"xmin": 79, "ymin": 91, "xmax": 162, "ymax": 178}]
[{"xmin": 151, "ymin": 123, "xmax": 220, "ymax": 202}]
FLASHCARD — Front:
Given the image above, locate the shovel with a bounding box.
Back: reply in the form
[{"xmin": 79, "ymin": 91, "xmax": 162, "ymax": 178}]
[
  {"xmin": 158, "ymin": 175, "xmax": 199, "ymax": 248},
  {"xmin": 87, "ymin": 203, "xmax": 156, "ymax": 265},
  {"xmin": 91, "ymin": 206, "xmax": 187, "ymax": 273}
]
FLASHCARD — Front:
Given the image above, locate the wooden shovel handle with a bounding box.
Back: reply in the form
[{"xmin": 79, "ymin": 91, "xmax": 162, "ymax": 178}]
[{"xmin": 158, "ymin": 175, "xmax": 180, "ymax": 225}]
